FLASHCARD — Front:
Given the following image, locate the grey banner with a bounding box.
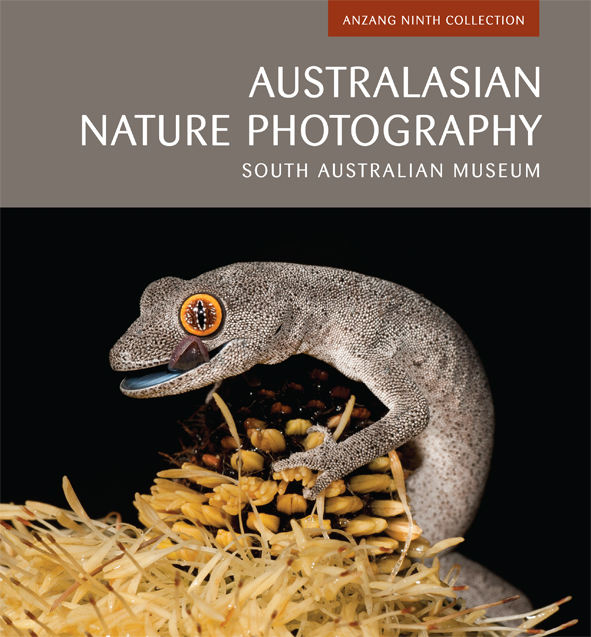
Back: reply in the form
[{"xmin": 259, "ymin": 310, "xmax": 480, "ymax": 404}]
[{"xmin": 1, "ymin": 1, "xmax": 589, "ymax": 207}]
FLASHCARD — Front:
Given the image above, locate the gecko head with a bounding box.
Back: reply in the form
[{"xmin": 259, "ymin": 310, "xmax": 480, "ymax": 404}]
[{"xmin": 109, "ymin": 263, "xmax": 291, "ymax": 398}]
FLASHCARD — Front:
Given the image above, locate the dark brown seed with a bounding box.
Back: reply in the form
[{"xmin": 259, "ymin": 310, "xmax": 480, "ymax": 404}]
[
  {"xmin": 258, "ymin": 389, "xmax": 277, "ymax": 399},
  {"xmin": 306, "ymin": 399, "xmax": 326, "ymax": 410},
  {"xmin": 331, "ymin": 386, "xmax": 351, "ymax": 399},
  {"xmin": 352, "ymin": 407, "xmax": 371, "ymax": 420},
  {"xmin": 311, "ymin": 369, "xmax": 329, "ymax": 381},
  {"xmin": 270, "ymin": 402, "xmax": 292, "ymax": 416},
  {"xmin": 287, "ymin": 382, "xmax": 304, "ymax": 392},
  {"xmin": 244, "ymin": 418, "xmax": 266, "ymax": 433},
  {"xmin": 202, "ymin": 454, "xmax": 222, "ymax": 470},
  {"xmin": 220, "ymin": 436, "xmax": 239, "ymax": 450}
]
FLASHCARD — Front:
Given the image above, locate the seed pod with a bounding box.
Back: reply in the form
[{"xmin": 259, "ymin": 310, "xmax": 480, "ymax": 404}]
[
  {"xmin": 382, "ymin": 479, "xmax": 398, "ymax": 493},
  {"xmin": 311, "ymin": 368, "xmax": 329, "ymax": 381},
  {"xmin": 202, "ymin": 454, "xmax": 222, "ymax": 471},
  {"xmin": 324, "ymin": 479, "xmax": 346, "ymax": 498},
  {"xmin": 246, "ymin": 513, "xmax": 280, "ymax": 534},
  {"xmin": 403, "ymin": 535, "xmax": 431, "ymax": 558},
  {"xmin": 172, "ymin": 522, "xmax": 204, "ymax": 542},
  {"xmin": 158, "ymin": 538, "xmax": 174, "ymax": 552},
  {"xmin": 244, "ymin": 418, "xmax": 266, "ymax": 434},
  {"xmin": 240, "ymin": 477, "xmax": 278, "ymax": 505},
  {"xmin": 150, "ymin": 510, "xmax": 172, "ymax": 522},
  {"xmin": 208, "ymin": 483, "xmax": 238, "ymax": 506},
  {"xmin": 369, "ymin": 499, "xmax": 406, "ymax": 518},
  {"xmin": 349, "ymin": 474, "xmax": 391, "ymax": 494},
  {"xmin": 276, "ymin": 494, "xmax": 308, "ymax": 515},
  {"xmin": 270, "ymin": 402, "xmax": 292, "ymax": 416},
  {"xmin": 223, "ymin": 503, "xmax": 245, "ymax": 516},
  {"xmin": 180, "ymin": 502, "xmax": 208, "ymax": 526},
  {"xmin": 324, "ymin": 495, "xmax": 364, "ymax": 515},
  {"xmin": 215, "ymin": 529, "xmax": 233, "ymax": 548},
  {"xmin": 147, "ymin": 492, "xmax": 180, "ymax": 513},
  {"xmin": 201, "ymin": 505, "xmax": 228, "ymax": 528},
  {"xmin": 327, "ymin": 414, "xmax": 342, "ymax": 429},
  {"xmin": 193, "ymin": 473, "xmax": 233, "ymax": 488},
  {"xmin": 230, "ymin": 450, "xmax": 265, "ymax": 473},
  {"xmin": 345, "ymin": 515, "xmax": 388, "ymax": 536},
  {"xmin": 299, "ymin": 514, "xmax": 332, "ymax": 529},
  {"xmin": 249, "ymin": 429, "xmax": 263, "ymax": 448},
  {"xmin": 208, "ymin": 483, "xmax": 247, "ymax": 516},
  {"xmin": 257, "ymin": 429, "xmax": 287, "ymax": 453},
  {"xmin": 176, "ymin": 488, "xmax": 209, "ymax": 504},
  {"xmin": 220, "ymin": 496, "xmax": 248, "ymax": 515},
  {"xmin": 377, "ymin": 555, "xmax": 411, "ymax": 574},
  {"xmin": 330, "ymin": 386, "xmax": 351, "ymax": 399},
  {"xmin": 221, "ymin": 436, "xmax": 239, "ymax": 450},
  {"xmin": 364, "ymin": 536, "xmax": 400, "ymax": 555},
  {"xmin": 269, "ymin": 538, "xmax": 292, "ymax": 556},
  {"xmin": 285, "ymin": 419, "xmax": 313, "ymax": 436},
  {"xmin": 216, "ymin": 529, "xmax": 252, "ymax": 549},
  {"xmin": 368, "ymin": 563, "xmax": 381, "ymax": 576},
  {"xmin": 158, "ymin": 538, "xmax": 201, "ymax": 562},
  {"xmin": 386, "ymin": 517, "xmax": 423, "ymax": 541},
  {"xmin": 273, "ymin": 466, "xmax": 316, "ymax": 487},
  {"xmin": 367, "ymin": 457, "xmax": 390, "ymax": 472},
  {"xmin": 303, "ymin": 432, "xmax": 325, "ymax": 450}
]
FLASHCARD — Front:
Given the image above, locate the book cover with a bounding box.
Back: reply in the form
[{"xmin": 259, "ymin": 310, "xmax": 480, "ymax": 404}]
[{"xmin": 1, "ymin": 1, "xmax": 589, "ymax": 635}]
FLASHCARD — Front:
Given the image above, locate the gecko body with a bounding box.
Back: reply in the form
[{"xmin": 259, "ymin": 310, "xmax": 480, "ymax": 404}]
[{"xmin": 110, "ymin": 263, "xmax": 531, "ymax": 612}]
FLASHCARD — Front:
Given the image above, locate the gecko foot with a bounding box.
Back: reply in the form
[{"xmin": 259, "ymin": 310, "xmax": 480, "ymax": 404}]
[
  {"xmin": 307, "ymin": 424, "xmax": 334, "ymax": 439},
  {"xmin": 273, "ymin": 426, "xmax": 342, "ymax": 499},
  {"xmin": 272, "ymin": 425, "xmax": 337, "ymax": 475},
  {"xmin": 302, "ymin": 469, "xmax": 340, "ymax": 499}
]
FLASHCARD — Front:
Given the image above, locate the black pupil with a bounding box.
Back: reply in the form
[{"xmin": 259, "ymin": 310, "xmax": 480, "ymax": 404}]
[{"xmin": 197, "ymin": 300, "xmax": 207, "ymax": 330}]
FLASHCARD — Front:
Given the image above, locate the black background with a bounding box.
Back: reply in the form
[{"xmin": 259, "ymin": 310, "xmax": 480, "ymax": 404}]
[{"xmin": 1, "ymin": 211, "xmax": 589, "ymax": 634}]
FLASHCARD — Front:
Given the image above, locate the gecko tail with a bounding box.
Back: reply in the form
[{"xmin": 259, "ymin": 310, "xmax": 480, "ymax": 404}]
[{"xmin": 438, "ymin": 552, "xmax": 533, "ymax": 619}]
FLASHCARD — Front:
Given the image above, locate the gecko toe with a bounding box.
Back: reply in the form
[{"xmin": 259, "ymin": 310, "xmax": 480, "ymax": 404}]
[
  {"xmin": 273, "ymin": 453, "xmax": 310, "ymax": 472},
  {"xmin": 307, "ymin": 425, "xmax": 337, "ymax": 448},
  {"xmin": 302, "ymin": 486, "xmax": 317, "ymax": 499},
  {"xmin": 303, "ymin": 470, "xmax": 338, "ymax": 499},
  {"xmin": 308, "ymin": 424, "xmax": 329, "ymax": 434}
]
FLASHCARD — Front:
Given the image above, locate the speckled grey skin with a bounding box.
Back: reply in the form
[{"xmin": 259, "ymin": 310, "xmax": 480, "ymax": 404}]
[{"xmin": 110, "ymin": 263, "xmax": 532, "ymax": 614}]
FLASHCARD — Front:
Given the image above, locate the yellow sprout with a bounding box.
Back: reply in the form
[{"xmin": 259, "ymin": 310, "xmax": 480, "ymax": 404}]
[
  {"xmin": 230, "ymin": 450, "xmax": 265, "ymax": 473},
  {"xmin": 349, "ymin": 473, "xmax": 391, "ymax": 493}
]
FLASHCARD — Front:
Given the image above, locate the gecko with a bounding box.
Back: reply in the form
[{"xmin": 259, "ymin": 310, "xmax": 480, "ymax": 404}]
[{"xmin": 110, "ymin": 262, "xmax": 532, "ymax": 613}]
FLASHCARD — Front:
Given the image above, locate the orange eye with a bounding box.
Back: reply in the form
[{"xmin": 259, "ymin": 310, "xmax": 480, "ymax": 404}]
[{"xmin": 180, "ymin": 294, "xmax": 223, "ymax": 337}]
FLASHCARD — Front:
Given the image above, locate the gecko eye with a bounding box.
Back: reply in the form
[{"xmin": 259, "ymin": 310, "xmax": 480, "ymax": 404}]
[{"xmin": 180, "ymin": 294, "xmax": 224, "ymax": 337}]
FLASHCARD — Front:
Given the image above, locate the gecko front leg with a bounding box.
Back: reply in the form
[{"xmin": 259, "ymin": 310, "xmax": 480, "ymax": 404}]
[{"xmin": 273, "ymin": 364, "xmax": 430, "ymax": 499}]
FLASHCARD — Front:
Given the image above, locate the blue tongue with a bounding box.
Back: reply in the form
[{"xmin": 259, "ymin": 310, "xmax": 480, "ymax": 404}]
[{"xmin": 121, "ymin": 368, "xmax": 185, "ymax": 391}]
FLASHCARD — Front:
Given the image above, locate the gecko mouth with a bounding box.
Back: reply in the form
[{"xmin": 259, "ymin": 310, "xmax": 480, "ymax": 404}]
[{"xmin": 120, "ymin": 338, "xmax": 229, "ymax": 392}]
